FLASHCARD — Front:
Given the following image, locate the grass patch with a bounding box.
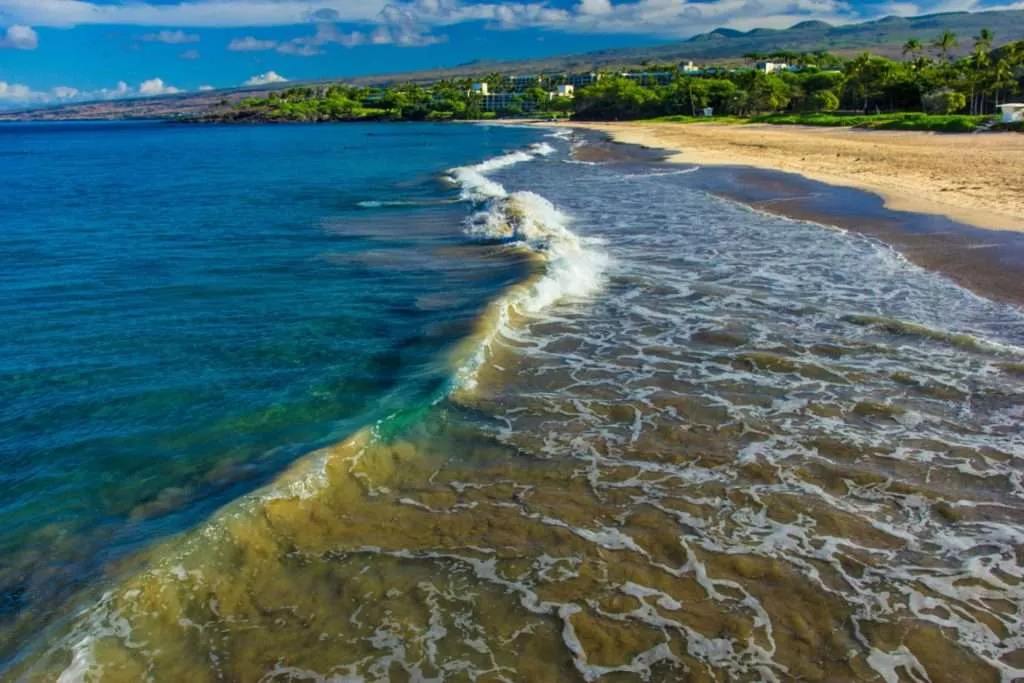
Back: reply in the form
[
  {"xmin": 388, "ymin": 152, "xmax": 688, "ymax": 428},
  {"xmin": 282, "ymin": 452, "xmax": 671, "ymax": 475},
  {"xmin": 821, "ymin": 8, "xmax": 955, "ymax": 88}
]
[
  {"xmin": 639, "ymin": 112, "xmax": 994, "ymax": 132},
  {"xmin": 646, "ymin": 115, "xmax": 747, "ymax": 124},
  {"xmin": 750, "ymin": 112, "xmax": 995, "ymax": 132}
]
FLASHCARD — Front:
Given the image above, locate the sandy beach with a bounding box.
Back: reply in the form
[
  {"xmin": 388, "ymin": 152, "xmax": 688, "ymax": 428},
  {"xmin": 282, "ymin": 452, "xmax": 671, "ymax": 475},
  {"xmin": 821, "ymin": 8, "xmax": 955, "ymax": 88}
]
[{"xmin": 565, "ymin": 122, "xmax": 1024, "ymax": 232}]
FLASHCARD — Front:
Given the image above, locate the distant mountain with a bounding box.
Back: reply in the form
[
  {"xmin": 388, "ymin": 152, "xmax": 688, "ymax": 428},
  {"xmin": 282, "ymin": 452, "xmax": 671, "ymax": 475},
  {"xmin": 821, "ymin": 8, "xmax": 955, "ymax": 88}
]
[
  {"xmin": 632, "ymin": 9, "xmax": 1024, "ymax": 60},
  {"xmin": 2, "ymin": 8, "xmax": 1022, "ymax": 121}
]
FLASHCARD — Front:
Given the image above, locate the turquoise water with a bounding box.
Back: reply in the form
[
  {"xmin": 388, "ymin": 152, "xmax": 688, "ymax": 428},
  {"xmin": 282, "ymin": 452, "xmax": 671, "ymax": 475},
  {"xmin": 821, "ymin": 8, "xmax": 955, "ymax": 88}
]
[{"xmin": 0, "ymin": 121, "xmax": 538, "ymax": 658}]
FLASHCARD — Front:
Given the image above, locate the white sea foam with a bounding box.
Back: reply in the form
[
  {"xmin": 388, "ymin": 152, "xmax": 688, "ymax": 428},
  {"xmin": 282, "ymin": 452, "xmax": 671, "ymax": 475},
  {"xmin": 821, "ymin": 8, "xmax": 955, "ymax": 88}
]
[
  {"xmin": 446, "ymin": 143, "xmax": 556, "ymax": 202},
  {"xmin": 447, "ymin": 142, "xmax": 609, "ymax": 388}
]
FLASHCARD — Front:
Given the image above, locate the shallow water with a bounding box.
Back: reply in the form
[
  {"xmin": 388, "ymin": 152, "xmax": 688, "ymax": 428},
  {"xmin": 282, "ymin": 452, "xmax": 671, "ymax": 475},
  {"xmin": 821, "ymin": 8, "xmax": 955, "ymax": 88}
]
[
  {"xmin": 0, "ymin": 121, "xmax": 538, "ymax": 666},
  {"xmin": 6, "ymin": 124, "xmax": 1024, "ymax": 682}
]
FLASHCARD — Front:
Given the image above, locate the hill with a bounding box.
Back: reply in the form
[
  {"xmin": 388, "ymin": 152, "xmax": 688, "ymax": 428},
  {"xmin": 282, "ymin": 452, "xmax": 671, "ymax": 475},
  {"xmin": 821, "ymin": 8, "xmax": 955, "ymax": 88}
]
[{"xmin": 2, "ymin": 8, "xmax": 1021, "ymax": 121}]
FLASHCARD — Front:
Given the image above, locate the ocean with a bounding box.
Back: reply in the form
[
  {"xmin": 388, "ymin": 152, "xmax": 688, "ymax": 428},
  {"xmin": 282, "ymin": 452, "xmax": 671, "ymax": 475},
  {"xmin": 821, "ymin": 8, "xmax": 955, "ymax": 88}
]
[{"xmin": 2, "ymin": 121, "xmax": 1023, "ymax": 681}]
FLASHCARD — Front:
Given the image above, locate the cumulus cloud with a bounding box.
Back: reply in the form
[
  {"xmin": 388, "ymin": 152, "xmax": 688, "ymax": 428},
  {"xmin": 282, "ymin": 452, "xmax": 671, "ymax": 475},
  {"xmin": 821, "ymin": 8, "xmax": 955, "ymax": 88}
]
[
  {"xmin": 228, "ymin": 36, "xmax": 278, "ymax": 51},
  {"xmin": 51, "ymin": 86, "xmax": 80, "ymax": 99},
  {"xmin": 0, "ymin": 81, "xmax": 41, "ymax": 102},
  {"xmin": 141, "ymin": 29, "xmax": 199, "ymax": 44},
  {"xmin": 179, "ymin": 48, "xmax": 200, "ymax": 59},
  {"xmin": 243, "ymin": 71, "xmax": 288, "ymax": 86},
  {"xmin": 100, "ymin": 81, "xmax": 132, "ymax": 98},
  {"xmin": 0, "ymin": 0, "xmax": 1011, "ymax": 42},
  {"xmin": 272, "ymin": 6, "xmax": 445, "ymax": 55},
  {"xmin": 0, "ymin": 79, "xmax": 136, "ymax": 109},
  {"xmin": 139, "ymin": 78, "xmax": 181, "ymax": 95},
  {"xmin": 0, "ymin": 24, "xmax": 39, "ymax": 50}
]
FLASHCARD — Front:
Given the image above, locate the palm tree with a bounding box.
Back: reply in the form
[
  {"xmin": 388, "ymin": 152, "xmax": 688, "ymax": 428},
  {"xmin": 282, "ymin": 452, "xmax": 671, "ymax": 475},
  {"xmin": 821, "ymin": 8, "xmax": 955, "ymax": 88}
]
[
  {"xmin": 902, "ymin": 38, "xmax": 923, "ymax": 60},
  {"xmin": 934, "ymin": 31, "xmax": 958, "ymax": 61},
  {"xmin": 974, "ymin": 28, "xmax": 994, "ymax": 53},
  {"xmin": 991, "ymin": 58, "xmax": 1014, "ymax": 107},
  {"xmin": 968, "ymin": 30, "xmax": 994, "ymax": 113}
]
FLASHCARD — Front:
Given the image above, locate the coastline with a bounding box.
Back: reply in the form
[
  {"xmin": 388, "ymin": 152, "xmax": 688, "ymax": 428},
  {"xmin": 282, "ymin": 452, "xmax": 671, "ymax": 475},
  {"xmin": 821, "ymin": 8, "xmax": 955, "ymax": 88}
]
[
  {"xmin": 509, "ymin": 119, "xmax": 1024, "ymax": 307},
  {"xmin": 561, "ymin": 122, "xmax": 1024, "ymax": 233}
]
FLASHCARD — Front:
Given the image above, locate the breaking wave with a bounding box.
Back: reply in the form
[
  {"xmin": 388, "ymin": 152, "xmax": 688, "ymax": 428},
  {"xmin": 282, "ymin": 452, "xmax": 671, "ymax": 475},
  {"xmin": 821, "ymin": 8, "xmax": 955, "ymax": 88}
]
[{"xmin": 446, "ymin": 144, "xmax": 609, "ymax": 388}]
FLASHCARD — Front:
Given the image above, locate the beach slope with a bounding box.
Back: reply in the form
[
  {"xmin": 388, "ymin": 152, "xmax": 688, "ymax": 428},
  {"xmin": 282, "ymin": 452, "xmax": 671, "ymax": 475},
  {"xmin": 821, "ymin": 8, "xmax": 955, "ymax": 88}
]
[{"xmin": 568, "ymin": 122, "xmax": 1024, "ymax": 232}]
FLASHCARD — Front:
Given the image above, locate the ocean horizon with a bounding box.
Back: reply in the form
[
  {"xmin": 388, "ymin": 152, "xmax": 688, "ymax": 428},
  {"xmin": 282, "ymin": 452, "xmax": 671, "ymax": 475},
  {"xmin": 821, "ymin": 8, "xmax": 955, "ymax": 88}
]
[{"xmin": 3, "ymin": 120, "xmax": 1024, "ymax": 681}]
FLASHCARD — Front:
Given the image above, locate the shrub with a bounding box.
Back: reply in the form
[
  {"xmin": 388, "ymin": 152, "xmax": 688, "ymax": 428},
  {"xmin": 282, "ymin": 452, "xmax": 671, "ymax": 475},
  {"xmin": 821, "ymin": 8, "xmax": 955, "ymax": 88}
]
[
  {"xmin": 808, "ymin": 91, "xmax": 840, "ymax": 112},
  {"xmin": 922, "ymin": 88, "xmax": 966, "ymax": 115}
]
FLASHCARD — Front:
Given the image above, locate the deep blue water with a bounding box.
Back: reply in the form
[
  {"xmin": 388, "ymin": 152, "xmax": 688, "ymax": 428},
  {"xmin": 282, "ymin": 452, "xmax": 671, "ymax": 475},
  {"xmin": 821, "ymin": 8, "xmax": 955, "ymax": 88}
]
[{"xmin": 0, "ymin": 121, "xmax": 539, "ymax": 650}]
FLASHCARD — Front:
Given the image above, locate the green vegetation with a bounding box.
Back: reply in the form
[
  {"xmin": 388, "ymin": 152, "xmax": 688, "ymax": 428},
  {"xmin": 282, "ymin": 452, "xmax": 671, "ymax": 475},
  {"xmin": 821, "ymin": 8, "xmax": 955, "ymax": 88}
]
[
  {"xmin": 205, "ymin": 80, "xmax": 556, "ymax": 123},
  {"xmin": 203, "ymin": 30, "xmax": 1023, "ymax": 133},
  {"xmin": 573, "ymin": 34, "xmax": 1024, "ymax": 126},
  {"xmin": 748, "ymin": 112, "xmax": 993, "ymax": 132}
]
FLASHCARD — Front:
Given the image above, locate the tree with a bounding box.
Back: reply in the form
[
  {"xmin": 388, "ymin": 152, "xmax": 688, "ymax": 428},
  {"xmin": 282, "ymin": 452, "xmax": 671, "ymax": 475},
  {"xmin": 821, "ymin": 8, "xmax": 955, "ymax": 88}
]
[
  {"xmin": 902, "ymin": 38, "xmax": 923, "ymax": 60},
  {"xmin": 934, "ymin": 31, "xmax": 959, "ymax": 61},
  {"xmin": 922, "ymin": 88, "xmax": 966, "ymax": 114},
  {"xmin": 573, "ymin": 77, "xmax": 659, "ymax": 120},
  {"xmin": 844, "ymin": 53, "xmax": 898, "ymax": 111},
  {"xmin": 378, "ymin": 90, "xmax": 409, "ymax": 117},
  {"xmin": 809, "ymin": 90, "xmax": 840, "ymax": 112}
]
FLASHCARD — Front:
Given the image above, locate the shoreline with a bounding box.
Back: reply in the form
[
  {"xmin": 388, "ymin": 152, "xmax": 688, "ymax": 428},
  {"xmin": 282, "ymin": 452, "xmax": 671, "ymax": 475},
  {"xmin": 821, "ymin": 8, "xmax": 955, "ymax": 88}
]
[
  {"xmin": 558, "ymin": 121, "xmax": 1024, "ymax": 233},
  {"xmin": 525, "ymin": 120, "xmax": 1024, "ymax": 307}
]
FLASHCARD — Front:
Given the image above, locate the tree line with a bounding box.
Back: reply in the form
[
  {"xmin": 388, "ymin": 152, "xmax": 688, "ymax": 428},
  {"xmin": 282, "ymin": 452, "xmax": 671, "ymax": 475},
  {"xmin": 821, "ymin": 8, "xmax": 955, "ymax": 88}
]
[
  {"xmin": 574, "ymin": 31, "xmax": 1023, "ymax": 120},
  {"xmin": 209, "ymin": 30, "xmax": 1023, "ymax": 125}
]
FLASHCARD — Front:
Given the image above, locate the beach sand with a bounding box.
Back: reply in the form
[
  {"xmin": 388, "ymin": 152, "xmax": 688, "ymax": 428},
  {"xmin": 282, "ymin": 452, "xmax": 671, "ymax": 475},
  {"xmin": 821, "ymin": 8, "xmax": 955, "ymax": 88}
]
[{"xmin": 564, "ymin": 122, "xmax": 1024, "ymax": 232}]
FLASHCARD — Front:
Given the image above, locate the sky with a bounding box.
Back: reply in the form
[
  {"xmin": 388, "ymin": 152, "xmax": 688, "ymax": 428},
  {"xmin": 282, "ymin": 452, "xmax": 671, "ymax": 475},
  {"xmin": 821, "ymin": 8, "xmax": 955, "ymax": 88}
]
[{"xmin": 0, "ymin": 0, "xmax": 1019, "ymax": 108}]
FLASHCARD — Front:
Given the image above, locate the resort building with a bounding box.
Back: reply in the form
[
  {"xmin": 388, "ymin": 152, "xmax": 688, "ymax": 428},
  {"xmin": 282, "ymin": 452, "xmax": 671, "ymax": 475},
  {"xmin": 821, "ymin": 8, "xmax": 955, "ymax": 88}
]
[
  {"xmin": 509, "ymin": 75, "xmax": 543, "ymax": 91},
  {"xmin": 565, "ymin": 72, "xmax": 601, "ymax": 88},
  {"xmin": 470, "ymin": 82, "xmax": 489, "ymax": 96},
  {"xmin": 481, "ymin": 92, "xmax": 535, "ymax": 113},
  {"xmin": 755, "ymin": 61, "xmax": 788, "ymax": 74},
  {"xmin": 620, "ymin": 71, "xmax": 674, "ymax": 85},
  {"xmin": 998, "ymin": 103, "xmax": 1024, "ymax": 123},
  {"xmin": 681, "ymin": 61, "xmax": 701, "ymax": 74},
  {"xmin": 554, "ymin": 84, "xmax": 575, "ymax": 99}
]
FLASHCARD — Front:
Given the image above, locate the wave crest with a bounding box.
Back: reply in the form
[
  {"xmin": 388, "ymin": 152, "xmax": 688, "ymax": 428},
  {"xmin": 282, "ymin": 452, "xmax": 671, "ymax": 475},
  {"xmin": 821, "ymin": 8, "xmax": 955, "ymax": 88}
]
[{"xmin": 448, "ymin": 141, "xmax": 609, "ymax": 389}]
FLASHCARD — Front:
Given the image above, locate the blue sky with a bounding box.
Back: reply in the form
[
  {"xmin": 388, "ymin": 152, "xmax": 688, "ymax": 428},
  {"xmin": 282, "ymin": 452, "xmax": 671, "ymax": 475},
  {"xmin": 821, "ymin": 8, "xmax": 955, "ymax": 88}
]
[{"xmin": 0, "ymin": 0, "xmax": 1017, "ymax": 107}]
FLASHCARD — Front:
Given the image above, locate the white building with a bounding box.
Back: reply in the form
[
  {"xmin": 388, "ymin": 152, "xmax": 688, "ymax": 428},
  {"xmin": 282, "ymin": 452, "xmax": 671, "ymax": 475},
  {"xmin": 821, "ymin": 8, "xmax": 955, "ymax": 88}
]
[
  {"xmin": 681, "ymin": 61, "xmax": 701, "ymax": 74},
  {"xmin": 566, "ymin": 72, "xmax": 600, "ymax": 88},
  {"xmin": 755, "ymin": 61, "xmax": 788, "ymax": 74},
  {"xmin": 998, "ymin": 103, "xmax": 1024, "ymax": 123},
  {"xmin": 509, "ymin": 75, "xmax": 542, "ymax": 91},
  {"xmin": 470, "ymin": 82, "xmax": 489, "ymax": 96},
  {"xmin": 553, "ymin": 84, "xmax": 575, "ymax": 98},
  {"xmin": 620, "ymin": 71, "xmax": 674, "ymax": 85}
]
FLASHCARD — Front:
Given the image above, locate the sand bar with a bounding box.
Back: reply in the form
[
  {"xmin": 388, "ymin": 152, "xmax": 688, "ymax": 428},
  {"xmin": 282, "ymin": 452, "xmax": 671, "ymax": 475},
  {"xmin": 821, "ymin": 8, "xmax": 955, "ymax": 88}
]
[{"xmin": 564, "ymin": 122, "xmax": 1024, "ymax": 232}]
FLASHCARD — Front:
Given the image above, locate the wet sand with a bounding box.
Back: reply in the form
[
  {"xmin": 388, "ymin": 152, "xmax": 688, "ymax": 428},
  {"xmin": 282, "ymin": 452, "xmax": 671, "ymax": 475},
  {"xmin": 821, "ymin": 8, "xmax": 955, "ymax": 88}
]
[
  {"xmin": 565, "ymin": 122, "xmax": 1024, "ymax": 233},
  {"xmin": 566, "ymin": 128, "xmax": 1024, "ymax": 308}
]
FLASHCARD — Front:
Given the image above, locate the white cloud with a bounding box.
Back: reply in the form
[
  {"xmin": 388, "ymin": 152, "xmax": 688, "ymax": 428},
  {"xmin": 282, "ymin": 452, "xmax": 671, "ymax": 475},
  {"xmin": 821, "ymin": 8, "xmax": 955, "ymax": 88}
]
[
  {"xmin": 228, "ymin": 36, "xmax": 278, "ymax": 51},
  {"xmin": 577, "ymin": 0, "xmax": 613, "ymax": 15},
  {"xmin": 100, "ymin": 81, "xmax": 132, "ymax": 98},
  {"xmin": 0, "ymin": 0, "xmax": 389, "ymax": 28},
  {"xmin": 0, "ymin": 0, "xmax": 1009, "ymax": 43},
  {"xmin": 139, "ymin": 78, "xmax": 181, "ymax": 95},
  {"xmin": 0, "ymin": 77, "xmax": 199, "ymax": 109},
  {"xmin": 141, "ymin": 29, "xmax": 199, "ymax": 43},
  {"xmin": 0, "ymin": 80, "xmax": 104, "ymax": 108},
  {"xmin": 51, "ymin": 86, "xmax": 80, "ymax": 99},
  {"xmin": 243, "ymin": 71, "xmax": 288, "ymax": 86},
  {"xmin": 0, "ymin": 81, "xmax": 40, "ymax": 101},
  {"xmin": 272, "ymin": 7, "xmax": 445, "ymax": 54},
  {"xmin": 198, "ymin": 85, "xmax": 215, "ymax": 91},
  {"xmin": 179, "ymin": 48, "xmax": 200, "ymax": 59},
  {"xmin": 0, "ymin": 24, "xmax": 39, "ymax": 49}
]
